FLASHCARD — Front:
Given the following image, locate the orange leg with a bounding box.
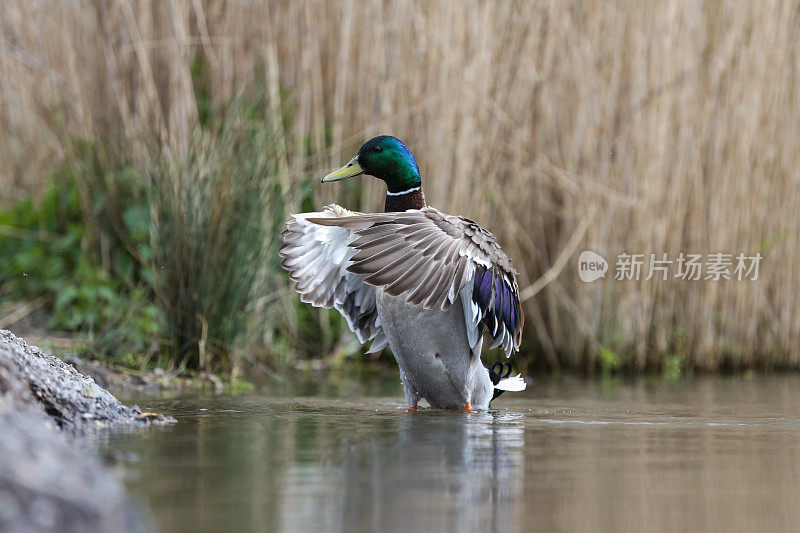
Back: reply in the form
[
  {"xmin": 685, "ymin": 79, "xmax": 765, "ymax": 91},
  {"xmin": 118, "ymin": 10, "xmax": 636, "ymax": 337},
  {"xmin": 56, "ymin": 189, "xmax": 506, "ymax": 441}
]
[
  {"xmin": 463, "ymin": 402, "xmax": 474, "ymax": 413},
  {"xmin": 405, "ymin": 405, "xmax": 418, "ymax": 413}
]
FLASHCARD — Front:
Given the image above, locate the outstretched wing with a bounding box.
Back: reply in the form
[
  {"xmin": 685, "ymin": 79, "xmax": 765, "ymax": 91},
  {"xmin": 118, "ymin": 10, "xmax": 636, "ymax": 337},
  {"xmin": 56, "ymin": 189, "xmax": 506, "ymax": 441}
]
[
  {"xmin": 307, "ymin": 206, "xmax": 523, "ymax": 357},
  {"xmin": 279, "ymin": 205, "xmax": 388, "ymax": 353}
]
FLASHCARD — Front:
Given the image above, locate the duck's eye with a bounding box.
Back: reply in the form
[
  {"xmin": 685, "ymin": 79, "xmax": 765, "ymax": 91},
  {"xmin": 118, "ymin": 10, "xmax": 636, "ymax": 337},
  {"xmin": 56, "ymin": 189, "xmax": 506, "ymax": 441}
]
[{"xmin": 374, "ymin": 145, "xmax": 382, "ymax": 152}]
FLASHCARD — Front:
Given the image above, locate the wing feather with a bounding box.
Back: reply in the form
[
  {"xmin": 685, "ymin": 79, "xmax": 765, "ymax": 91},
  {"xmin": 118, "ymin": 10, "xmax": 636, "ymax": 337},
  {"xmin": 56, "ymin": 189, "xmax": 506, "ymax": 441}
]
[
  {"xmin": 279, "ymin": 205, "xmax": 384, "ymax": 347},
  {"xmin": 287, "ymin": 205, "xmax": 524, "ymax": 357}
]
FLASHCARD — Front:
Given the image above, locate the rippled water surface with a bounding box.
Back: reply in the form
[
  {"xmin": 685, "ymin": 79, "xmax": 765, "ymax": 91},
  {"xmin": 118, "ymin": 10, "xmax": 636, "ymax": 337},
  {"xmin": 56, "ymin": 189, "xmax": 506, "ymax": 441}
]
[{"xmin": 93, "ymin": 376, "xmax": 800, "ymax": 532}]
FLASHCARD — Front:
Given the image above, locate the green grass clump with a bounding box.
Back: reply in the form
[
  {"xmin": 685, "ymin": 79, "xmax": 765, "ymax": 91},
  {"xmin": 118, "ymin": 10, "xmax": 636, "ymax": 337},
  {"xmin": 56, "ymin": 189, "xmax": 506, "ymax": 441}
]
[{"xmin": 146, "ymin": 110, "xmax": 285, "ymax": 371}]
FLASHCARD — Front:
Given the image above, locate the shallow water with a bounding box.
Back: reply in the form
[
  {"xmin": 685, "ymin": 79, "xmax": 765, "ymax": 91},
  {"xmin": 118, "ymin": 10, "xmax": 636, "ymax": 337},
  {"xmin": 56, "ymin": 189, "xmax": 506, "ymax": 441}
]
[{"xmin": 93, "ymin": 376, "xmax": 800, "ymax": 532}]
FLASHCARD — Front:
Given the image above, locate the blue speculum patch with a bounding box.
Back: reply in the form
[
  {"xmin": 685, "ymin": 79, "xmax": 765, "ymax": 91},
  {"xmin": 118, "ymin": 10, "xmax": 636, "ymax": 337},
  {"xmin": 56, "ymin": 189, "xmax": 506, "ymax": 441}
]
[{"xmin": 472, "ymin": 265, "xmax": 518, "ymax": 339}]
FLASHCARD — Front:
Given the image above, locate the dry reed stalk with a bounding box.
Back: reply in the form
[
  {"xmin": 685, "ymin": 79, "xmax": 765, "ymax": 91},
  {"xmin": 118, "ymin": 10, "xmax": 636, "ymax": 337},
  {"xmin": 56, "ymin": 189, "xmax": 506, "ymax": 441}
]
[{"xmin": 1, "ymin": 1, "xmax": 798, "ymax": 370}]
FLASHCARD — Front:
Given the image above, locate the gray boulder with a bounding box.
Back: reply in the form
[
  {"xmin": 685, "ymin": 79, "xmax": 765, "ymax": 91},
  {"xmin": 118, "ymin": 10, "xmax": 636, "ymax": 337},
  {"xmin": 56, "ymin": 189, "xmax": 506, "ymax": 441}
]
[{"xmin": 0, "ymin": 330, "xmax": 170, "ymax": 532}]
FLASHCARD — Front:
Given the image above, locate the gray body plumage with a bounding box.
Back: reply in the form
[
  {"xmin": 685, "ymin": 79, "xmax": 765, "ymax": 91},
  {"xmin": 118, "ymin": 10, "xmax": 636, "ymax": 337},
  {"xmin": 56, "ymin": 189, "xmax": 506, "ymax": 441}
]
[{"xmin": 376, "ymin": 291, "xmax": 493, "ymax": 409}]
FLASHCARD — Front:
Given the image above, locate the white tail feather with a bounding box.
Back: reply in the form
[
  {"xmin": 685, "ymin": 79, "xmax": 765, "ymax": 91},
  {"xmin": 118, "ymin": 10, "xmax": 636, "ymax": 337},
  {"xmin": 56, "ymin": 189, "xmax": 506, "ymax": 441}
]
[{"xmin": 495, "ymin": 374, "xmax": 526, "ymax": 392}]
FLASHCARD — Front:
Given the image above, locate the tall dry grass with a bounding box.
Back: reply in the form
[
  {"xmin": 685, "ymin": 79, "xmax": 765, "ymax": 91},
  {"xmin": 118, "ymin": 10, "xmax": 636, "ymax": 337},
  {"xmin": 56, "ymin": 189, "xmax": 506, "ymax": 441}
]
[{"xmin": 1, "ymin": 1, "xmax": 798, "ymax": 371}]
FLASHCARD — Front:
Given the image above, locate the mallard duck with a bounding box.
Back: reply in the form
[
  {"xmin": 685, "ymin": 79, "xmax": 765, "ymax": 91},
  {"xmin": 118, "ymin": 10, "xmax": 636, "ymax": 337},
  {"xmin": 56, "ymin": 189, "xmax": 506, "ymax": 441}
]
[{"xmin": 280, "ymin": 136, "xmax": 525, "ymax": 411}]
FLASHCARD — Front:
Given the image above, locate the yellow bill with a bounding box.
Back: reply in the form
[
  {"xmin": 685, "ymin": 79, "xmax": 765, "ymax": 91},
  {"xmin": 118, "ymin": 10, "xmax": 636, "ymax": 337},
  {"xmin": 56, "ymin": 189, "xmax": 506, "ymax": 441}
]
[{"xmin": 321, "ymin": 155, "xmax": 363, "ymax": 182}]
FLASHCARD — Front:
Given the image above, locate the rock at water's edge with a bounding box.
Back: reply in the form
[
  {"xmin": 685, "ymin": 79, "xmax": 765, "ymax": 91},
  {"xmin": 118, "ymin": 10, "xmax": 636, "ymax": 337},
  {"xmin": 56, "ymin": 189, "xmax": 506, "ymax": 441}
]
[
  {"xmin": 0, "ymin": 330, "xmax": 171, "ymax": 428},
  {"xmin": 0, "ymin": 330, "xmax": 171, "ymax": 532}
]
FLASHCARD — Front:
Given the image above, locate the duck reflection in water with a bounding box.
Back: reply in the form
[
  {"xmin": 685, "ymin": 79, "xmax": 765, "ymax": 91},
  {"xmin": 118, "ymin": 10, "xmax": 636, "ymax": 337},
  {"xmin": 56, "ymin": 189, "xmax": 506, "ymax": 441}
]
[{"xmin": 277, "ymin": 410, "xmax": 525, "ymax": 532}]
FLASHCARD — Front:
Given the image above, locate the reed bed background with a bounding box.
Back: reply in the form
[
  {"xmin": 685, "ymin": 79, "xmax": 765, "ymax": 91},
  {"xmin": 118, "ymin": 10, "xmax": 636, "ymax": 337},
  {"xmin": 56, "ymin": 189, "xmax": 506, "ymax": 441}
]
[{"xmin": 1, "ymin": 1, "xmax": 798, "ymax": 372}]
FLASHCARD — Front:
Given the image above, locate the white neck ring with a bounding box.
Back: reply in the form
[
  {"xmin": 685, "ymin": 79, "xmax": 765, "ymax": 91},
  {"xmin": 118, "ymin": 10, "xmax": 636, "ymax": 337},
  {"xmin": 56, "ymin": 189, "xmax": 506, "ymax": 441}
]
[{"xmin": 386, "ymin": 186, "xmax": 421, "ymax": 196}]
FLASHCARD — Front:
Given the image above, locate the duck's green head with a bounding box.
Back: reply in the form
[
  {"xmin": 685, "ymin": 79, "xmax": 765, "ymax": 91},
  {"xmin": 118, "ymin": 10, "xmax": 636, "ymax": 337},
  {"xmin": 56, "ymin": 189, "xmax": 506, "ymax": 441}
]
[{"xmin": 322, "ymin": 135, "xmax": 421, "ymax": 193}]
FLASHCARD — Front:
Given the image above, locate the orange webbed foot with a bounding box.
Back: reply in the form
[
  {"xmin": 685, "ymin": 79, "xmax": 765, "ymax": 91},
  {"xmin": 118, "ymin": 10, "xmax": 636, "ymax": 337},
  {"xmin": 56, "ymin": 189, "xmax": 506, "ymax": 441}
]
[
  {"xmin": 463, "ymin": 402, "xmax": 474, "ymax": 413},
  {"xmin": 405, "ymin": 405, "xmax": 418, "ymax": 413}
]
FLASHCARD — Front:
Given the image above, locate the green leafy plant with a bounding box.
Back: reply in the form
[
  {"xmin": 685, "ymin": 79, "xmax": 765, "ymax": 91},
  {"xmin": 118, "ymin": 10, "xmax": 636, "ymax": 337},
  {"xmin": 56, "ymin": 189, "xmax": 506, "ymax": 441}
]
[
  {"xmin": 0, "ymin": 159, "xmax": 162, "ymax": 362},
  {"xmin": 598, "ymin": 345, "xmax": 621, "ymax": 375}
]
